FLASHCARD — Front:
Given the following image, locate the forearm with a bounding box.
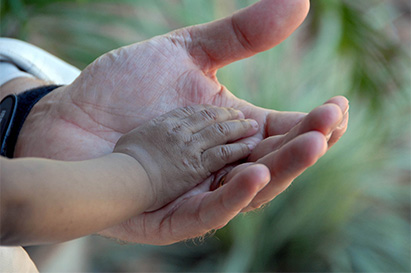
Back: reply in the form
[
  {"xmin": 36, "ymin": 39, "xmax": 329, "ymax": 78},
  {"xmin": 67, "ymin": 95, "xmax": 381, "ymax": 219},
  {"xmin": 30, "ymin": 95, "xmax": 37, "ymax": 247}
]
[
  {"xmin": 0, "ymin": 153, "xmax": 151, "ymax": 246},
  {"xmin": 0, "ymin": 77, "xmax": 49, "ymax": 99}
]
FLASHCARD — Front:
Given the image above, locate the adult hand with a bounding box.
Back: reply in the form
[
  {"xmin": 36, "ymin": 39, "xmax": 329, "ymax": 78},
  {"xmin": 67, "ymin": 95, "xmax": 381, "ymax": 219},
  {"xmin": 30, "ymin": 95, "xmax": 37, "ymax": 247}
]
[
  {"xmin": 100, "ymin": 97, "xmax": 348, "ymax": 245},
  {"xmin": 14, "ymin": 0, "xmax": 349, "ymax": 243},
  {"xmin": 15, "ymin": 0, "xmax": 313, "ymax": 159}
]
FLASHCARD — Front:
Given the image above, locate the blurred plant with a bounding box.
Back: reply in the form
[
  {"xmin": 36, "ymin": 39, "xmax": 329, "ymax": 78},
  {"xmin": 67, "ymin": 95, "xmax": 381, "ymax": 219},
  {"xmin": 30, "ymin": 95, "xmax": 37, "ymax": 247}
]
[
  {"xmin": 1, "ymin": 0, "xmax": 410, "ymax": 272},
  {"xmin": 307, "ymin": 0, "xmax": 409, "ymax": 111}
]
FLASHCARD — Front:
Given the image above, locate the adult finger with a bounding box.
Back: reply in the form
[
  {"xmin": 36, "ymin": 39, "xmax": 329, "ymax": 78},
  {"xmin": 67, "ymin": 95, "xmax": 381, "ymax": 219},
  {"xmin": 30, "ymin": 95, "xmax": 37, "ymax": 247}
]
[
  {"xmin": 279, "ymin": 96, "xmax": 348, "ymax": 144},
  {"xmin": 328, "ymin": 111, "xmax": 349, "ymax": 147},
  {"xmin": 183, "ymin": 0, "xmax": 310, "ymax": 71},
  {"xmin": 99, "ymin": 164, "xmax": 270, "ymax": 245},
  {"xmin": 264, "ymin": 96, "xmax": 349, "ymax": 138},
  {"xmin": 264, "ymin": 111, "xmax": 306, "ymax": 136},
  {"xmin": 250, "ymin": 97, "xmax": 348, "ymax": 161},
  {"xmin": 324, "ymin": 97, "xmax": 349, "ymax": 147},
  {"xmin": 249, "ymin": 103, "xmax": 342, "ymax": 162},
  {"xmin": 248, "ymin": 135, "xmax": 283, "ymax": 162},
  {"xmin": 243, "ymin": 131, "xmax": 327, "ymax": 211},
  {"xmin": 280, "ymin": 103, "xmax": 343, "ymax": 142},
  {"xmin": 163, "ymin": 164, "xmax": 271, "ymax": 243}
]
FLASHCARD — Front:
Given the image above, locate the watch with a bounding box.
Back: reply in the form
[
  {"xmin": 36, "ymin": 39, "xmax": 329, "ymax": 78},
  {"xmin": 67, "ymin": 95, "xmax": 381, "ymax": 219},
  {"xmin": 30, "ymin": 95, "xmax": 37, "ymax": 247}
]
[{"xmin": 0, "ymin": 85, "xmax": 61, "ymax": 158}]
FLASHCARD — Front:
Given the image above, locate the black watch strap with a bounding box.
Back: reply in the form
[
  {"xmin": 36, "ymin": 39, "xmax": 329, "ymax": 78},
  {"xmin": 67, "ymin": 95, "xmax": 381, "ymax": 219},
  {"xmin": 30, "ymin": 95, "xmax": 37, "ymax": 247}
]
[{"xmin": 0, "ymin": 85, "xmax": 61, "ymax": 158}]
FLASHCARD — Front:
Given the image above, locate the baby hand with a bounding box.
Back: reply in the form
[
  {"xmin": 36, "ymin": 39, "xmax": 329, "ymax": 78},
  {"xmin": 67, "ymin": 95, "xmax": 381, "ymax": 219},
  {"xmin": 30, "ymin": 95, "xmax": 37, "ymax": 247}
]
[{"xmin": 114, "ymin": 104, "xmax": 259, "ymax": 211}]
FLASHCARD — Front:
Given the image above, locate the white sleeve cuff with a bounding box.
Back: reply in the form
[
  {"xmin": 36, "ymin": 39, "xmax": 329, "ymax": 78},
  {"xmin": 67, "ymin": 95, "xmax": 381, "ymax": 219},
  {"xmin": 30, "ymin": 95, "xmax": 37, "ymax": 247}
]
[
  {"xmin": 0, "ymin": 61, "xmax": 34, "ymax": 86},
  {"xmin": 0, "ymin": 38, "xmax": 81, "ymax": 86}
]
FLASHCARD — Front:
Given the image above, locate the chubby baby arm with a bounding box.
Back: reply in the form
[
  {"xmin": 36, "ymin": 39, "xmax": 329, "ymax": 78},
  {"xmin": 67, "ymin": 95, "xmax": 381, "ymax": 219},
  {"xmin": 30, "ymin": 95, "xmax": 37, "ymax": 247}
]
[{"xmin": 114, "ymin": 104, "xmax": 259, "ymax": 211}]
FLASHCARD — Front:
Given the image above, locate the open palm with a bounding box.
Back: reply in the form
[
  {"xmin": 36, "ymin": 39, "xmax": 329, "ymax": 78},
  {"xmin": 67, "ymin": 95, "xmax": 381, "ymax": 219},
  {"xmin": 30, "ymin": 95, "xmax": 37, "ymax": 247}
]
[{"xmin": 16, "ymin": 0, "xmax": 349, "ymax": 244}]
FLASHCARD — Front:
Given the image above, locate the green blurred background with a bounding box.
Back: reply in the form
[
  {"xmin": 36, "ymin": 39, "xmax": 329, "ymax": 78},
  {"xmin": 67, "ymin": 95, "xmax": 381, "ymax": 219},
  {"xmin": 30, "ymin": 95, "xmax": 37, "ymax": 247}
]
[{"xmin": 1, "ymin": 0, "xmax": 410, "ymax": 272}]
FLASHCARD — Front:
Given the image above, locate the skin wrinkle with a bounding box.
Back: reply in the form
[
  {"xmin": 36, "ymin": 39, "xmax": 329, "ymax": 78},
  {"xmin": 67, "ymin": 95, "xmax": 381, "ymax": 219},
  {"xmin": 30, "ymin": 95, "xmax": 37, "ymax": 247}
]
[
  {"xmin": 155, "ymin": 177, "xmax": 215, "ymax": 244},
  {"xmin": 230, "ymin": 15, "xmax": 256, "ymax": 56},
  {"xmin": 196, "ymin": 194, "xmax": 212, "ymax": 232},
  {"xmin": 103, "ymin": 50, "xmax": 133, "ymax": 89},
  {"xmin": 62, "ymin": 98, "xmax": 119, "ymax": 144},
  {"xmin": 164, "ymin": 33, "xmax": 191, "ymax": 58},
  {"xmin": 176, "ymin": 72, "xmax": 213, "ymax": 105},
  {"xmin": 141, "ymin": 213, "xmax": 149, "ymax": 244},
  {"xmin": 56, "ymin": 113, "xmax": 117, "ymax": 148},
  {"xmin": 158, "ymin": 201, "xmax": 182, "ymax": 244},
  {"xmin": 185, "ymin": 27, "xmax": 216, "ymax": 73},
  {"xmin": 70, "ymin": 92, "xmax": 144, "ymax": 121},
  {"xmin": 199, "ymin": 153, "xmax": 212, "ymax": 178},
  {"xmin": 213, "ymin": 84, "xmax": 230, "ymax": 106},
  {"xmin": 149, "ymin": 41, "xmax": 175, "ymax": 61}
]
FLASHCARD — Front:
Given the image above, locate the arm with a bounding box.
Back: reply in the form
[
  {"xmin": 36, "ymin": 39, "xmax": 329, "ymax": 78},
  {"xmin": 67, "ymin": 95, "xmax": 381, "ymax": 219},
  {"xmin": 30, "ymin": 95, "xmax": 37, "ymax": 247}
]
[
  {"xmin": 1, "ymin": 77, "xmax": 49, "ymax": 99},
  {"xmin": 1, "ymin": 105, "xmax": 257, "ymax": 246},
  {"xmin": 0, "ymin": 153, "xmax": 151, "ymax": 246},
  {"xmin": 5, "ymin": 0, "xmax": 350, "ymax": 245}
]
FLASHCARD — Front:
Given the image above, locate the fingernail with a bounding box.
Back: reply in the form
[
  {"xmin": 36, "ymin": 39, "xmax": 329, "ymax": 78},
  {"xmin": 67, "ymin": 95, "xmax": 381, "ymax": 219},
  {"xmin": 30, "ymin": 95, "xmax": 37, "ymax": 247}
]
[
  {"xmin": 337, "ymin": 112, "xmax": 348, "ymax": 130},
  {"xmin": 249, "ymin": 119, "xmax": 259, "ymax": 129},
  {"xmin": 237, "ymin": 110, "xmax": 245, "ymax": 119},
  {"xmin": 247, "ymin": 142, "xmax": 257, "ymax": 150},
  {"xmin": 218, "ymin": 175, "xmax": 227, "ymax": 187},
  {"xmin": 343, "ymin": 103, "xmax": 350, "ymax": 115},
  {"xmin": 325, "ymin": 132, "xmax": 332, "ymax": 141}
]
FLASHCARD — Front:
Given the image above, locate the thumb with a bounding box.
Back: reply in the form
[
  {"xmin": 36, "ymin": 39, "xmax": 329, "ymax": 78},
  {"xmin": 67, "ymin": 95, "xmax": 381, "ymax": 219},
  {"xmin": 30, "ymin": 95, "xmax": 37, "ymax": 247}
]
[{"xmin": 183, "ymin": 0, "xmax": 310, "ymax": 72}]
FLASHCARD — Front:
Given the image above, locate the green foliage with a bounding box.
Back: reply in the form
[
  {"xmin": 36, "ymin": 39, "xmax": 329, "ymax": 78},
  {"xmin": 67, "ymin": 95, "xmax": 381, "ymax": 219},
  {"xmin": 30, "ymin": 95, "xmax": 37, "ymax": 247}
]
[
  {"xmin": 2, "ymin": 0, "xmax": 410, "ymax": 272},
  {"xmin": 307, "ymin": 0, "xmax": 409, "ymax": 112}
]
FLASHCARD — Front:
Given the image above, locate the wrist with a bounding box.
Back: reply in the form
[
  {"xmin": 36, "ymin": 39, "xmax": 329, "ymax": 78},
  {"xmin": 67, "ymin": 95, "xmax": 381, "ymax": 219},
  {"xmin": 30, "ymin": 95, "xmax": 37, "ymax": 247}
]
[
  {"xmin": 1, "ymin": 77, "xmax": 49, "ymax": 99},
  {"xmin": 110, "ymin": 152, "xmax": 156, "ymax": 212},
  {"xmin": 13, "ymin": 86, "xmax": 66, "ymax": 158}
]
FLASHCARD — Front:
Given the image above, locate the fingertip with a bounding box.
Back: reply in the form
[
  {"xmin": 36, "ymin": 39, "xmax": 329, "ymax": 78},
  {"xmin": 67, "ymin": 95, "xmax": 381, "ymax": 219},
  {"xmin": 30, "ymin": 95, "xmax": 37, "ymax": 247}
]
[
  {"xmin": 324, "ymin": 96, "xmax": 349, "ymax": 114},
  {"xmin": 306, "ymin": 131, "xmax": 328, "ymax": 159},
  {"xmin": 328, "ymin": 111, "xmax": 349, "ymax": 148},
  {"xmin": 200, "ymin": 163, "xmax": 271, "ymax": 231},
  {"xmin": 227, "ymin": 163, "xmax": 271, "ymax": 194},
  {"xmin": 189, "ymin": 0, "xmax": 311, "ymax": 70},
  {"xmin": 308, "ymin": 103, "xmax": 344, "ymax": 135},
  {"xmin": 234, "ymin": 0, "xmax": 311, "ymax": 52},
  {"xmin": 225, "ymin": 107, "xmax": 245, "ymax": 119},
  {"xmin": 248, "ymin": 164, "xmax": 271, "ymax": 189},
  {"xmin": 237, "ymin": 109, "xmax": 245, "ymax": 119},
  {"xmin": 248, "ymin": 119, "xmax": 259, "ymax": 130},
  {"xmin": 324, "ymin": 103, "xmax": 344, "ymax": 125},
  {"xmin": 218, "ymin": 163, "xmax": 270, "ymax": 207}
]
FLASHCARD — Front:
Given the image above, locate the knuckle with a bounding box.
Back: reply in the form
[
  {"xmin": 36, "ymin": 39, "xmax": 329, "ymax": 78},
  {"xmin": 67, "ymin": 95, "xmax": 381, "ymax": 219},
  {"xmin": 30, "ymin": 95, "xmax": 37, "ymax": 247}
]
[
  {"xmin": 218, "ymin": 146, "xmax": 232, "ymax": 161},
  {"xmin": 249, "ymin": 202, "xmax": 264, "ymax": 211},
  {"xmin": 227, "ymin": 107, "xmax": 239, "ymax": 116},
  {"xmin": 214, "ymin": 123, "xmax": 229, "ymax": 135},
  {"xmin": 172, "ymin": 124, "xmax": 183, "ymax": 133},
  {"xmin": 200, "ymin": 109, "xmax": 217, "ymax": 121},
  {"xmin": 180, "ymin": 120, "xmax": 193, "ymax": 131},
  {"xmin": 164, "ymin": 131, "xmax": 178, "ymax": 143},
  {"xmin": 180, "ymin": 105, "xmax": 197, "ymax": 115},
  {"xmin": 162, "ymin": 124, "xmax": 185, "ymax": 142},
  {"xmin": 240, "ymin": 119, "xmax": 251, "ymax": 129},
  {"xmin": 183, "ymin": 136, "xmax": 195, "ymax": 146},
  {"xmin": 152, "ymin": 115, "xmax": 167, "ymax": 124},
  {"xmin": 240, "ymin": 143, "xmax": 250, "ymax": 154},
  {"xmin": 245, "ymin": 200, "xmax": 269, "ymax": 212}
]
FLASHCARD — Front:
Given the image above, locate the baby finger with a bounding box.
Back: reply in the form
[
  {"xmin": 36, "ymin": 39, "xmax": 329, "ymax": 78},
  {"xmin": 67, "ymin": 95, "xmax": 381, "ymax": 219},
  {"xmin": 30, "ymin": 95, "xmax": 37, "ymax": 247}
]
[{"xmin": 202, "ymin": 143, "xmax": 251, "ymax": 174}]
